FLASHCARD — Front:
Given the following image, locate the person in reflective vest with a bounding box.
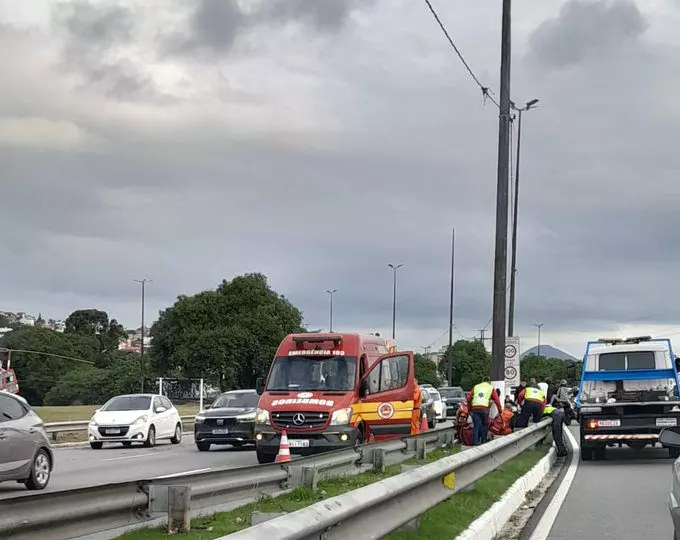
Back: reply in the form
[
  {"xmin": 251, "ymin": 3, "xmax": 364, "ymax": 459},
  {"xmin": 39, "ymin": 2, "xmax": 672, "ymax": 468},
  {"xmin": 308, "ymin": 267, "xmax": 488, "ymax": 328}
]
[
  {"xmin": 411, "ymin": 380, "xmax": 423, "ymax": 435},
  {"xmin": 466, "ymin": 376, "xmax": 502, "ymax": 445},
  {"xmin": 516, "ymin": 384, "xmax": 546, "ymax": 428}
]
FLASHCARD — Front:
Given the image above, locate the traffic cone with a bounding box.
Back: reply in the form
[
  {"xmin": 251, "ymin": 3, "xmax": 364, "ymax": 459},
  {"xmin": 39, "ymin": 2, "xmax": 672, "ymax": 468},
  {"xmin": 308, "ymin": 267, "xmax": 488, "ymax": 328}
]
[
  {"xmin": 420, "ymin": 414, "xmax": 429, "ymax": 431},
  {"xmin": 275, "ymin": 429, "xmax": 291, "ymax": 463}
]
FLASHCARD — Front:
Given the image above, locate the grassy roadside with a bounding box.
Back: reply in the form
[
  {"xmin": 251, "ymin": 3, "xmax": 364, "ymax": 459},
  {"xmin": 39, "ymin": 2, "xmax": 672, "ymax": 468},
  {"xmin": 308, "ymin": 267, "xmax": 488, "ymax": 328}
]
[
  {"xmin": 37, "ymin": 404, "xmax": 200, "ymax": 443},
  {"xmin": 115, "ymin": 441, "xmax": 550, "ymax": 540}
]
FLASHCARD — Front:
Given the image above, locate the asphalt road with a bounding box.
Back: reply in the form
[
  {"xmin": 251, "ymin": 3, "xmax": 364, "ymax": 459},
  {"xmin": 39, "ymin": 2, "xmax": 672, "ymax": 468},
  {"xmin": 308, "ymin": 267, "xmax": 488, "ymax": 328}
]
[
  {"xmin": 529, "ymin": 426, "xmax": 675, "ymax": 539},
  {"xmin": 1, "ymin": 420, "xmax": 455, "ymax": 500},
  {"xmin": 0, "ymin": 434, "xmax": 259, "ymax": 499}
]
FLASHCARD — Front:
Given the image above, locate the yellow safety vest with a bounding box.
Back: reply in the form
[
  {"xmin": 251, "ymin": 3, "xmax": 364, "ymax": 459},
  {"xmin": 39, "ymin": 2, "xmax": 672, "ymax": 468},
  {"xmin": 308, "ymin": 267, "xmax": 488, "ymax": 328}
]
[
  {"xmin": 525, "ymin": 387, "xmax": 545, "ymax": 403},
  {"xmin": 471, "ymin": 382, "xmax": 493, "ymax": 408},
  {"xmin": 543, "ymin": 405, "xmax": 556, "ymax": 416}
]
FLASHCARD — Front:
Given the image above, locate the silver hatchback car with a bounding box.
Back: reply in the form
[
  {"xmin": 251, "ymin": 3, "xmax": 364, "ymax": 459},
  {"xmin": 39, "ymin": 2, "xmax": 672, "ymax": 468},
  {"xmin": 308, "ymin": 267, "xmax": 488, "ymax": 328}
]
[{"xmin": 0, "ymin": 391, "xmax": 54, "ymax": 490}]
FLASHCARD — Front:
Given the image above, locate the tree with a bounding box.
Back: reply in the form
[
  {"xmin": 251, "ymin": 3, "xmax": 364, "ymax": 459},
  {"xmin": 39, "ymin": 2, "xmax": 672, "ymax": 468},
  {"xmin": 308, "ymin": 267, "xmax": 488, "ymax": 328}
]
[
  {"xmin": 150, "ymin": 273, "xmax": 305, "ymax": 390},
  {"xmin": 414, "ymin": 353, "xmax": 440, "ymax": 386},
  {"xmin": 519, "ymin": 354, "xmax": 568, "ymax": 385},
  {"xmin": 439, "ymin": 340, "xmax": 491, "ymax": 390},
  {"xmin": 64, "ymin": 309, "xmax": 127, "ymax": 358}
]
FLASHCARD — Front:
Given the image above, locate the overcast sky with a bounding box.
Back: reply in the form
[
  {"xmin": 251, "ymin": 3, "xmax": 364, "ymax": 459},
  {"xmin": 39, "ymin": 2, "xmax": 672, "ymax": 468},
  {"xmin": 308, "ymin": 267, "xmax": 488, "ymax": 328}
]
[{"xmin": 3, "ymin": 0, "xmax": 680, "ymax": 358}]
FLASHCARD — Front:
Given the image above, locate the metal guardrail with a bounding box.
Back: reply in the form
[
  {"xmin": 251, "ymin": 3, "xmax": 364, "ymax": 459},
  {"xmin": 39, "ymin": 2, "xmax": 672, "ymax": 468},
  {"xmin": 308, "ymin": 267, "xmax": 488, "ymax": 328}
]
[
  {"xmin": 44, "ymin": 416, "xmax": 196, "ymax": 441},
  {"xmin": 0, "ymin": 426, "xmax": 456, "ymax": 540},
  {"xmin": 218, "ymin": 419, "xmax": 552, "ymax": 540}
]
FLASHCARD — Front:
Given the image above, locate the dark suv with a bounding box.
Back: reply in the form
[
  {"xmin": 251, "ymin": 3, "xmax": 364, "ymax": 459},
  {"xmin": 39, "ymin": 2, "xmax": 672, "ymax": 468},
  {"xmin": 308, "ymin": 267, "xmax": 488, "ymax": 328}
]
[
  {"xmin": 438, "ymin": 386, "xmax": 466, "ymax": 417},
  {"xmin": 194, "ymin": 390, "xmax": 259, "ymax": 451}
]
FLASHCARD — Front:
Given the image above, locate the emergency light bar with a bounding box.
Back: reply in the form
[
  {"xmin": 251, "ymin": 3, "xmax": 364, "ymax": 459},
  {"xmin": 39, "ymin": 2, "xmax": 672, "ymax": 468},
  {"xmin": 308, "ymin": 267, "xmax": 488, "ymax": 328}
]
[
  {"xmin": 292, "ymin": 334, "xmax": 343, "ymax": 346},
  {"xmin": 598, "ymin": 336, "xmax": 653, "ymax": 345}
]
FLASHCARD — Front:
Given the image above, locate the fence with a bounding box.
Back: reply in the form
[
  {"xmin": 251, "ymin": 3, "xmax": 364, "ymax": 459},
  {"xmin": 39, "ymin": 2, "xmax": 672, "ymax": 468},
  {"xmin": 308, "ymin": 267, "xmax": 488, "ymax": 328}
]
[{"xmin": 1, "ymin": 425, "xmax": 458, "ymax": 539}]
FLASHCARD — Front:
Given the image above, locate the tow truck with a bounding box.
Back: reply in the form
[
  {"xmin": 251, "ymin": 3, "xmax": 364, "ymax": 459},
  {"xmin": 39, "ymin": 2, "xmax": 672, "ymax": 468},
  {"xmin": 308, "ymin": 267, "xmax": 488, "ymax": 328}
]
[
  {"xmin": 0, "ymin": 347, "xmax": 19, "ymax": 394},
  {"xmin": 577, "ymin": 336, "xmax": 680, "ymax": 461}
]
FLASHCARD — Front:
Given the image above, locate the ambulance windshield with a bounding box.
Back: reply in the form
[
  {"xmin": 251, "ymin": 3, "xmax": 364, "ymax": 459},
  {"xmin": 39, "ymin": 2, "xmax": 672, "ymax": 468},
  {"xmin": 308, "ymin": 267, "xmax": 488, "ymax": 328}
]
[{"xmin": 267, "ymin": 355, "xmax": 357, "ymax": 391}]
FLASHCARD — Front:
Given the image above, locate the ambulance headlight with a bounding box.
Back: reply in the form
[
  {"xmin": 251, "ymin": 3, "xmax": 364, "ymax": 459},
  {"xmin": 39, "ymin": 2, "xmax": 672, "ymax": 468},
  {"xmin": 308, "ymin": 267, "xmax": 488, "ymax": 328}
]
[{"xmin": 330, "ymin": 408, "xmax": 352, "ymax": 426}]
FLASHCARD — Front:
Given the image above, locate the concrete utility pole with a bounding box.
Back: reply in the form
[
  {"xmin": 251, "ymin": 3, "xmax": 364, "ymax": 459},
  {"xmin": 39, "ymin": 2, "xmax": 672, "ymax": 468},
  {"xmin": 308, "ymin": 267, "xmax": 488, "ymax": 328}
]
[
  {"xmin": 534, "ymin": 323, "xmax": 544, "ymax": 357},
  {"xmin": 388, "ymin": 264, "xmax": 403, "ymax": 339},
  {"xmin": 134, "ymin": 279, "xmax": 152, "ymax": 393},
  {"xmin": 326, "ymin": 289, "xmax": 337, "ymax": 332},
  {"xmin": 490, "ymin": 0, "xmax": 512, "ymax": 383},
  {"xmin": 447, "ymin": 227, "xmax": 455, "ymax": 386},
  {"xmin": 507, "ymin": 98, "xmax": 539, "ymax": 337}
]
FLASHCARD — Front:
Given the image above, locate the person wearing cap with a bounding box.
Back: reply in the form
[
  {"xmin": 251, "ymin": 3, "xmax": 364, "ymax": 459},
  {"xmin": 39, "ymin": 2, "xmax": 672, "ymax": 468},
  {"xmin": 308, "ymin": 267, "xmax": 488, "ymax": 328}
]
[
  {"xmin": 552, "ymin": 379, "xmax": 572, "ymax": 405},
  {"xmin": 516, "ymin": 381, "xmax": 546, "ymax": 428},
  {"xmin": 467, "ymin": 376, "xmax": 503, "ymax": 445}
]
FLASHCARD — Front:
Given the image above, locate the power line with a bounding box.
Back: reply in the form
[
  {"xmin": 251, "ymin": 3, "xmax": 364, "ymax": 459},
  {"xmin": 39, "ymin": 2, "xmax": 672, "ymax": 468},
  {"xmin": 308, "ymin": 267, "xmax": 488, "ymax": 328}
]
[
  {"xmin": 4, "ymin": 349, "xmax": 95, "ymax": 365},
  {"xmin": 423, "ymin": 0, "xmax": 499, "ymax": 108}
]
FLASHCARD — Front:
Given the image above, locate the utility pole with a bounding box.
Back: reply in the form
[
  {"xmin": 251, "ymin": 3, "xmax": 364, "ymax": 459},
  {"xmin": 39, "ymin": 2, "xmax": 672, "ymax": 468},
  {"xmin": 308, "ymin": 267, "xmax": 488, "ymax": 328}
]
[
  {"xmin": 388, "ymin": 264, "xmax": 403, "ymax": 339},
  {"xmin": 490, "ymin": 0, "xmax": 512, "ymax": 383},
  {"xmin": 534, "ymin": 323, "xmax": 544, "ymax": 357},
  {"xmin": 479, "ymin": 329, "xmax": 486, "ymax": 343},
  {"xmin": 507, "ymin": 98, "xmax": 539, "ymax": 337},
  {"xmin": 447, "ymin": 227, "xmax": 455, "ymax": 386},
  {"xmin": 134, "ymin": 279, "xmax": 152, "ymax": 393},
  {"xmin": 326, "ymin": 289, "xmax": 337, "ymax": 332}
]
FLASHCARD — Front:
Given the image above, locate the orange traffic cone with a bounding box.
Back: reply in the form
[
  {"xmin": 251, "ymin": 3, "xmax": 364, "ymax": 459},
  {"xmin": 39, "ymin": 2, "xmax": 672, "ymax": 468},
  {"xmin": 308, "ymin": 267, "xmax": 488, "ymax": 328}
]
[
  {"xmin": 420, "ymin": 414, "xmax": 429, "ymax": 431},
  {"xmin": 275, "ymin": 429, "xmax": 291, "ymax": 463}
]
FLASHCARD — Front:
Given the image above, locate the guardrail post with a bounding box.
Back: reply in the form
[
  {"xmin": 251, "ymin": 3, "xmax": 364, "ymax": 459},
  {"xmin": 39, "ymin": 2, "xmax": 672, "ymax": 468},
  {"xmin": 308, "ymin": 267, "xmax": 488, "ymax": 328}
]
[
  {"xmin": 301, "ymin": 466, "xmax": 319, "ymax": 491},
  {"xmin": 373, "ymin": 448, "xmax": 386, "ymax": 473},
  {"xmin": 51, "ymin": 432, "xmax": 59, "ymax": 442},
  {"xmin": 167, "ymin": 485, "xmax": 191, "ymax": 533},
  {"xmin": 444, "ymin": 432, "xmax": 456, "ymax": 448},
  {"xmin": 416, "ymin": 439, "xmax": 427, "ymax": 460}
]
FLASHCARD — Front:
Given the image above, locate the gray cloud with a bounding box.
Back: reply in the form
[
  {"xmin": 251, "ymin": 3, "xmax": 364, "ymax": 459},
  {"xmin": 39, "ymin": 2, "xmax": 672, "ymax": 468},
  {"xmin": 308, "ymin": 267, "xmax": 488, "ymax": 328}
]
[
  {"xmin": 261, "ymin": 0, "xmax": 369, "ymax": 32},
  {"xmin": 530, "ymin": 0, "xmax": 647, "ymax": 69}
]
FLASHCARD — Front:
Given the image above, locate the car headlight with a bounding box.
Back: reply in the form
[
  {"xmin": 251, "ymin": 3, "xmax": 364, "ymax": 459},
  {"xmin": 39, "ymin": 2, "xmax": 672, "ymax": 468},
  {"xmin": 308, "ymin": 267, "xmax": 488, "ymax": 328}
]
[
  {"xmin": 330, "ymin": 407, "xmax": 352, "ymax": 426},
  {"xmin": 89, "ymin": 418, "xmax": 98, "ymax": 427},
  {"xmin": 236, "ymin": 411, "xmax": 257, "ymax": 423},
  {"xmin": 194, "ymin": 415, "xmax": 206, "ymax": 424},
  {"xmin": 132, "ymin": 415, "xmax": 149, "ymax": 426},
  {"xmin": 255, "ymin": 408, "xmax": 270, "ymax": 425}
]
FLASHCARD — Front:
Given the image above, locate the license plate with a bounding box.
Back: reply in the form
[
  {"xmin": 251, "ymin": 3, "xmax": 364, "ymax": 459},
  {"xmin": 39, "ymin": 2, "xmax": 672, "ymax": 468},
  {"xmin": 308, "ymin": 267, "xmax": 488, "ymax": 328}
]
[
  {"xmin": 105, "ymin": 428, "xmax": 120, "ymax": 434},
  {"xmin": 657, "ymin": 418, "xmax": 678, "ymax": 427},
  {"xmin": 289, "ymin": 439, "xmax": 310, "ymax": 448},
  {"xmin": 212, "ymin": 428, "xmax": 229, "ymax": 434},
  {"xmin": 597, "ymin": 420, "xmax": 621, "ymax": 427}
]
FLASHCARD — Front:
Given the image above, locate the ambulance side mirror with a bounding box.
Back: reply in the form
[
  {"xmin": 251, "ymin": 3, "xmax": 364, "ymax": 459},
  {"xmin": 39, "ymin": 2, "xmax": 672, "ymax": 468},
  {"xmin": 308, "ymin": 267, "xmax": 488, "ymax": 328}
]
[
  {"xmin": 256, "ymin": 377, "xmax": 265, "ymax": 395},
  {"xmin": 359, "ymin": 378, "xmax": 369, "ymax": 398}
]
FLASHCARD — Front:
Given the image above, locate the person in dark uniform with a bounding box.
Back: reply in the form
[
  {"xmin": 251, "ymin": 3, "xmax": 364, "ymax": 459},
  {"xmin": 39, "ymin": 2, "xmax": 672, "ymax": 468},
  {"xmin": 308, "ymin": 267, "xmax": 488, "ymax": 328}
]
[{"xmin": 548, "ymin": 403, "xmax": 569, "ymax": 458}]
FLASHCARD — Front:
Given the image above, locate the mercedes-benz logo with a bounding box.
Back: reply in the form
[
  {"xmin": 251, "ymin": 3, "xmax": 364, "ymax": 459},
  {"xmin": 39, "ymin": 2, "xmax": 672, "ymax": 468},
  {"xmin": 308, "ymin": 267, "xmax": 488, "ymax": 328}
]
[{"xmin": 292, "ymin": 413, "xmax": 305, "ymax": 426}]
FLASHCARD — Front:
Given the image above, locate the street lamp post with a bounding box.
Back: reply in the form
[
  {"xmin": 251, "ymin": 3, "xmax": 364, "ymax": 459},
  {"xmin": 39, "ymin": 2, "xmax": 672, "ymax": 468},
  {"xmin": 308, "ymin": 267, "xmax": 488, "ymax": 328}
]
[
  {"xmin": 508, "ymin": 98, "xmax": 539, "ymax": 338},
  {"xmin": 388, "ymin": 264, "xmax": 403, "ymax": 340},
  {"xmin": 534, "ymin": 323, "xmax": 544, "ymax": 357},
  {"xmin": 134, "ymin": 279, "xmax": 152, "ymax": 393},
  {"xmin": 326, "ymin": 289, "xmax": 337, "ymax": 332}
]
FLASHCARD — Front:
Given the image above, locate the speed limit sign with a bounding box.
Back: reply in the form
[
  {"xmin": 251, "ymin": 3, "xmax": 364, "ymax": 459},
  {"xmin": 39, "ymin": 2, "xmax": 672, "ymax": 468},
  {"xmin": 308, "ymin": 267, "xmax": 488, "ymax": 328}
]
[{"xmin": 505, "ymin": 366, "xmax": 518, "ymax": 380}]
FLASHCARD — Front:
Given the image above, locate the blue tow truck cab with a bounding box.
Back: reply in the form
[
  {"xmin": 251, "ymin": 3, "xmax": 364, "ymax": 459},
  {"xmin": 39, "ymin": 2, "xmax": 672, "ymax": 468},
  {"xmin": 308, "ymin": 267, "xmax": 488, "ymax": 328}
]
[{"xmin": 577, "ymin": 335, "xmax": 680, "ymax": 461}]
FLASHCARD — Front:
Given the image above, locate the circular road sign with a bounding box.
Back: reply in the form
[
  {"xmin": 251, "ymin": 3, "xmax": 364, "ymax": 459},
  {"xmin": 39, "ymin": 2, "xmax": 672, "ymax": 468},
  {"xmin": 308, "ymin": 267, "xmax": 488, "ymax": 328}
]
[
  {"xmin": 505, "ymin": 344, "xmax": 517, "ymax": 358},
  {"xmin": 505, "ymin": 366, "xmax": 518, "ymax": 380}
]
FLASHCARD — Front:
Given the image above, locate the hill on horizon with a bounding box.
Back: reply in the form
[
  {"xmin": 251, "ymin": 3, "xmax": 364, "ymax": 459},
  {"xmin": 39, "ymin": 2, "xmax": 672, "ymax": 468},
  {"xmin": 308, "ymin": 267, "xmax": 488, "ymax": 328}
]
[{"xmin": 521, "ymin": 345, "xmax": 578, "ymax": 362}]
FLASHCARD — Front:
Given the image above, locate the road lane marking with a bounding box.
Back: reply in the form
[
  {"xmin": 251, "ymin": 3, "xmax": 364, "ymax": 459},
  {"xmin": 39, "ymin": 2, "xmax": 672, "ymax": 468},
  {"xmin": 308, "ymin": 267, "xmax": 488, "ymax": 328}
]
[
  {"xmin": 154, "ymin": 468, "xmax": 212, "ymax": 479},
  {"xmin": 528, "ymin": 428, "xmax": 580, "ymax": 540},
  {"xmin": 101, "ymin": 452, "xmax": 159, "ymax": 462}
]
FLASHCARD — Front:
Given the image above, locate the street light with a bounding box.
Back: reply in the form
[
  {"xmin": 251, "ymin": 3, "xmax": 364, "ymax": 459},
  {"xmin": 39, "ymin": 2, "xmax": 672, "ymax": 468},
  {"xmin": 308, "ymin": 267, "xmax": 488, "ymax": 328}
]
[
  {"xmin": 326, "ymin": 289, "xmax": 337, "ymax": 332},
  {"xmin": 388, "ymin": 264, "xmax": 403, "ymax": 339},
  {"xmin": 508, "ymin": 98, "xmax": 540, "ymax": 337},
  {"xmin": 133, "ymin": 279, "xmax": 152, "ymax": 392},
  {"xmin": 533, "ymin": 323, "xmax": 544, "ymax": 357}
]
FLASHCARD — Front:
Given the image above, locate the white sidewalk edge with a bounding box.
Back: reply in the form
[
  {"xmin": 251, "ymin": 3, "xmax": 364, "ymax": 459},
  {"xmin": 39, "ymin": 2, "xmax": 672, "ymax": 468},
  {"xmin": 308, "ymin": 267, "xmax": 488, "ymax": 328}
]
[{"xmin": 454, "ymin": 445, "xmax": 557, "ymax": 540}]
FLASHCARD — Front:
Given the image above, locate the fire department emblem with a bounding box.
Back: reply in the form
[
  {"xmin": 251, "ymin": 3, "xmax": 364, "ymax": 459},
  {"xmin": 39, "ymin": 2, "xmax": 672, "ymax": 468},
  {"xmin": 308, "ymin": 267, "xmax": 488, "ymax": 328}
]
[{"xmin": 377, "ymin": 402, "xmax": 395, "ymax": 420}]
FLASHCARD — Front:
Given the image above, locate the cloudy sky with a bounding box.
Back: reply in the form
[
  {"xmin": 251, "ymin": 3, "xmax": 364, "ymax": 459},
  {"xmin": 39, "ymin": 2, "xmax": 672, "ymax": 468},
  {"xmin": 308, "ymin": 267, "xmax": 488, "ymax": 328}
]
[{"xmin": 3, "ymin": 0, "xmax": 680, "ymax": 358}]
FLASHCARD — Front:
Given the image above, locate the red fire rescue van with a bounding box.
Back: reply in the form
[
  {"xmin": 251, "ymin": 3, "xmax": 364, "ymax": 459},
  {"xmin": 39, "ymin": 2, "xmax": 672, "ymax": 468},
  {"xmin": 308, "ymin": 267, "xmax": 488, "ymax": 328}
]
[{"xmin": 254, "ymin": 333, "xmax": 415, "ymax": 463}]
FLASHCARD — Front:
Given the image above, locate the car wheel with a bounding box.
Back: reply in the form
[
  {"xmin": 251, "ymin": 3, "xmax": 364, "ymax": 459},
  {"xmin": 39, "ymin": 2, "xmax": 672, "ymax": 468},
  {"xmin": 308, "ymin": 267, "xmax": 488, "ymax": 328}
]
[
  {"xmin": 144, "ymin": 425, "xmax": 156, "ymax": 448},
  {"xmin": 122, "ymin": 442, "xmax": 133, "ymax": 448},
  {"xmin": 90, "ymin": 442, "xmax": 103, "ymax": 450},
  {"xmin": 170, "ymin": 424, "xmax": 182, "ymax": 444},
  {"xmin": 196, "ymin": 442, "xmax": 211, "ymax": 452},
  {"xmin": 24, "ymin": 449, "xmax": 51, "ymax": 490},
  {"xmin": 256, "ymin": 447, "xmax": 276, "ymax": 464}
]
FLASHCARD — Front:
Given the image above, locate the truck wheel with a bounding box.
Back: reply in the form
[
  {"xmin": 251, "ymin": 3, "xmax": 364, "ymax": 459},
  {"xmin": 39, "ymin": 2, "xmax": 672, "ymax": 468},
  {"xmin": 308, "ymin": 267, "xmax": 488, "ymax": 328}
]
[
  {"xmin": 256, "ymin": 448, "xmax": 276, "ymax": 464},
  {"xmin": 594, "ymin": 446, "xmax": 606, "ymax": 461},
  {"xmin": 669, "ymin": 446, "xmax": 680, "ymax": 459},
  {"xmin": 580, "ymin": 446, "xmax": 594, "ymax": 461}
]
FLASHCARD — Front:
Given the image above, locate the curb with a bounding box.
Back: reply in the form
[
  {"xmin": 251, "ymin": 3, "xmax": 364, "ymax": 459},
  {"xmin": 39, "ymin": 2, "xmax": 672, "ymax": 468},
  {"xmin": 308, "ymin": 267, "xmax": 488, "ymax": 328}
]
[{"xmin": 454, "ymin": 445, "xmax": 557, "ymax": 540}]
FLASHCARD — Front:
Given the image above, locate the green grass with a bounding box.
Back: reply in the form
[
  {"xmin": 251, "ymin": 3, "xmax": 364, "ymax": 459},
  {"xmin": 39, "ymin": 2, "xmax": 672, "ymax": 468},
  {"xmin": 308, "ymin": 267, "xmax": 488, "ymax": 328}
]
[
  {"xmin": 115, "ymin": 445, "xmax": 462, "ymax": 540},
  {"xmin": 37, "ymin": 404, "xmax": 200, "ymax": 443},
  {"xmin": 383, "ymin": 444, "xmax": 549, "ymax": 540}
]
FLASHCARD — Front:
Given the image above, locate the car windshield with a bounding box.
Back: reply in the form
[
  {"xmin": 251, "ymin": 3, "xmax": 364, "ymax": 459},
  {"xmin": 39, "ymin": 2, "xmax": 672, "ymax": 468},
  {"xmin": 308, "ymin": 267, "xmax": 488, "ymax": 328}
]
[
  {"xmin": 439, "ymin": 387, "xmax": 464, "ymax": 399},
  {"xmin": 102, "ymin": 396, "xmax": 151, "ymax": 411},
  {"xmin": 421, "ymin": 388, "xmax": 431, "ymax": 401},
  {"xmin": 266, "ymin": 355, "xmax": 357, "ymax": 391},
  {"xmin": 429, "ymin": 390, "xmax": 441, "ymax": 400},
  {"xmin": 211, "ymin": 392, "xmax": 259, "ymax": 408}
]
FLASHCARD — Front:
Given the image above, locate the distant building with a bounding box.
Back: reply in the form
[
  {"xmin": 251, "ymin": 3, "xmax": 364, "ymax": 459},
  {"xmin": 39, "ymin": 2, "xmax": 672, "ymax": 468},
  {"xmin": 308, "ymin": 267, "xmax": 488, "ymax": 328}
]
[
  {"xmin": 18, "ymin": 314, "xmax": 35, "ymax": 326},
  {"xmin": 0, "ymin": 327, "xmax": 12, "ymax": 339}
]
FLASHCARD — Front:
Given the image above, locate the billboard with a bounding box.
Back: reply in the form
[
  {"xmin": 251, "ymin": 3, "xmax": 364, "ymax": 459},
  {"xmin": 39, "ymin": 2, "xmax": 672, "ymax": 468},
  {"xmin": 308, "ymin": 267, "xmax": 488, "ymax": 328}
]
[{"xmin": 504, "ymin": 337, "xmax": 520, "ymax": 388}]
